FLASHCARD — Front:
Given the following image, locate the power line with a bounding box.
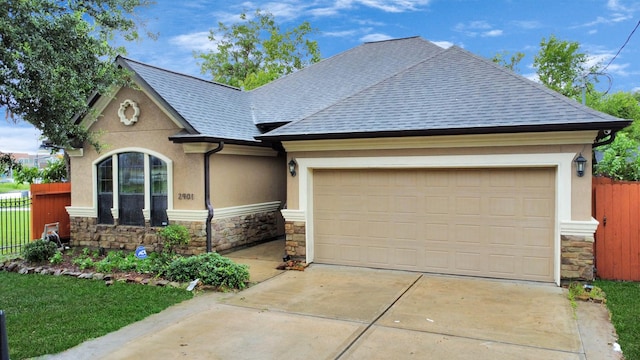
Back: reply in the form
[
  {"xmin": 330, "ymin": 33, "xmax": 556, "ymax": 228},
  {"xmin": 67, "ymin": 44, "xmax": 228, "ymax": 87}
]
[{"xmin": 601, "ymin": 19, "xmax": 640, "ymax": 73}]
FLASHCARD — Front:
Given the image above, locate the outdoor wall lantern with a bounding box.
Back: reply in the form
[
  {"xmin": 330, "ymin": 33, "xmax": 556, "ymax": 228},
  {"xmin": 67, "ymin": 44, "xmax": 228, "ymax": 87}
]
[
  {"xmin": 288, "ymin": 158, "xmax": 297, "ymax": 177},
  {"xmin": 574, "ymin": 153, "xmax": 587, "ymax": 177}
]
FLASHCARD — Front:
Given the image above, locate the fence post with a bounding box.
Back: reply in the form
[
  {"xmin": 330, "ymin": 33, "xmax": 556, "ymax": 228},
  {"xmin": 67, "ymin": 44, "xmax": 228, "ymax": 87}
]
[{"xmin": 0, "ymin": 310, "xmax": 9, "ymax": 360}]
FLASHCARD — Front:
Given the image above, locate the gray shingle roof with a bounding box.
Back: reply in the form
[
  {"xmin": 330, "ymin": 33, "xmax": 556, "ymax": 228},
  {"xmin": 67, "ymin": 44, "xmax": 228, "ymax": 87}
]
[
  {"xmin": 118, "ymin": 57, "xmax": 261, "ymax": 144},
  {"xmin": 249, "ymin": 37, "xmax": 445, "ymax": 126},
  {"xmin": 110, "ymin": 37, "xmax": 629, "ymax": 145},
  {"xmin": 258, "ymin": 45, "xmax": 628, "ymax": 140}
]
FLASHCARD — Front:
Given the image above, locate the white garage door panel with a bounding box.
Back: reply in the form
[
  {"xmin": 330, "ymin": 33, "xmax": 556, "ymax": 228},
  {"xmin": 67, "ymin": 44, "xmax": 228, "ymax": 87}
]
[{"xmin": 313, "ymin": 168, "xmax": 555, "ymax": 282}]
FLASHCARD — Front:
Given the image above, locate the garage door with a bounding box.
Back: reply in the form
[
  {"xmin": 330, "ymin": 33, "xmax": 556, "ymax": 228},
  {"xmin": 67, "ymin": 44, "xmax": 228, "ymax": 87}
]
[{"xmin": 313, "ymin": 168, "xmax": 555, "ymax": 282}]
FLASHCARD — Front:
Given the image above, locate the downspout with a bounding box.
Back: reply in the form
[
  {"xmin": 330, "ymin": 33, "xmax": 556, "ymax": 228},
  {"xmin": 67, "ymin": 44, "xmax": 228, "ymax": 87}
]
[
  {"xmin": 205, "ymin": 142, "xmax": 224, "ymax": 252},
  {"xmin": 592, "ymin": 129, "xmax": 617, "ymax": 148}
]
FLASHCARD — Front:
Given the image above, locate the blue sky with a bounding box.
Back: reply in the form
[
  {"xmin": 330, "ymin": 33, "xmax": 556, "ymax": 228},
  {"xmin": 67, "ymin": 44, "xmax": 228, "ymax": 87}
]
[{"xmin": 3, "ymin": 0, "xmax": 639, "ymax": 154}]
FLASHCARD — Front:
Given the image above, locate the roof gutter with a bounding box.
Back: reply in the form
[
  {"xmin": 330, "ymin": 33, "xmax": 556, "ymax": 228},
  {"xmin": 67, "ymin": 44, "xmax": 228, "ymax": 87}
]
[
  {"xmin": 204, "ymin": 142, "xmax": 224, "ymax": 253},
  {"xmin": 256, "ymin": 122, "xmax": 632, "ymax": 142}
]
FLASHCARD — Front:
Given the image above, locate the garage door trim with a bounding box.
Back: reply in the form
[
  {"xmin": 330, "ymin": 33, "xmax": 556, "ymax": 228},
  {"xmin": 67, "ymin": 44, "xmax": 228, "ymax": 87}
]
[{"xmin": 295, "ymin": 153, "xmax": 575, "ymax": 285}]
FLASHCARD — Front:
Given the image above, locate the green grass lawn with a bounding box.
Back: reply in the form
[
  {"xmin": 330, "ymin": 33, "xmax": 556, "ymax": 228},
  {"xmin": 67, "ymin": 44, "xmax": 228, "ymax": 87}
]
[
  {"xmin": 0, "ymin": 202, "xmax": 31, "ymax": 255},
  {"xmin": 595, "ymin": 280, "xmax": 640, "ymax": 359},
  {"xmin": 0, "ymin": 272, "xmax": 193, "ymax": 359},
  {"xmin": 0, "ymin": 183, "xmax": 28, "ymax": 194}
]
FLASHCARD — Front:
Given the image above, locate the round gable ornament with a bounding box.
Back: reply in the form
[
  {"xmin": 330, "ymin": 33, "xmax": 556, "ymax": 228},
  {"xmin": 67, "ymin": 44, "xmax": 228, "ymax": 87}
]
[{"xmin": 118, "ymin": 99, "xmax": 140, "ymax": 126}]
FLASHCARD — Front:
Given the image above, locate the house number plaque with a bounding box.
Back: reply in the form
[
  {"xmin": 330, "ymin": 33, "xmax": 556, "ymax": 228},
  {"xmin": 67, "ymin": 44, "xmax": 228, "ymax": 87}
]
[{"xmin": 178, "ymin": 193, "xmax": 195, "ymax": 200}]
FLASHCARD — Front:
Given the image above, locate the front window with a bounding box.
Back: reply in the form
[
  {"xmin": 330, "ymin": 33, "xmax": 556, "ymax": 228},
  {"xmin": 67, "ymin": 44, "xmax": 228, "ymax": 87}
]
[
  {"xmin": 119, "ymin": 152, "xmax": 145, "ymax": 226},
  {"xmin": 97, "ymin": 158, "xmax": 113, "ymax": 224},
  {"xmin": 96, "ymin": 152, "xmax": 169, "ymax": 226}
]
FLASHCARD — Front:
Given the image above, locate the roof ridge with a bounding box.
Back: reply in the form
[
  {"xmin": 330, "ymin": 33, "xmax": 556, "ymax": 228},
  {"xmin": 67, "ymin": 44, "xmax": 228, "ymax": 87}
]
[
  {"xmin": 442, "ymin": 47, "xmax": 628, "ymax": 122},
  {"xmin": 248, "ymin": 37, "xmax": 435, "ymax": 93},
  {"xmin": 267, "ymin": 41, "xmax": 447, "ymax": 131},
  {"xmin": 364, "ymin": 35, "xmax": 421, "ymax": 44},
  {"xmin": 117, "ymin": 56, "xmax": 242, "ymax": 92}
]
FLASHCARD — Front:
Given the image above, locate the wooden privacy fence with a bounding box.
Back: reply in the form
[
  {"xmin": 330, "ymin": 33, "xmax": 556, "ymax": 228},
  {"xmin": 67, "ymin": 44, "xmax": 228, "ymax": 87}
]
[
  {"xmin": 592, "ymin": 176, "xmax": 640, "ymax": 281},
  {"xmin": 30, "ymin": 183, "xmax": 71, "ymax": 241}
]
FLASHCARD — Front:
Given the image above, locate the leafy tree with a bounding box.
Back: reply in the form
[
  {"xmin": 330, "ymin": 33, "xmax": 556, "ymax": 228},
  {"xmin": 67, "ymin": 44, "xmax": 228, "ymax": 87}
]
[
  {"xmin": 0, "ymin": 0, "xmax": 152, "ymax": 150},
  {"xmin": 13, "ymin": 166, "xmax": 40, "ymax": 185},
  {"xmin": 0, "ymin": 152, "xmax": 21, "ymax": 177},
  {"xmin": 533, "ymin": 35, "xmax": 597, "ymax": 99},
  {"xmin": 589, "ymin": 91, "xmax": 640, "ymax": 140},
  {"xmin": 594, "ymin": 132, "xmax": 640, "ymax": 181},
  {"xmin": 491, "ymin": 50, "xmax": 525, "ymax": 73},
  {"xmin": 12, "ymin": 157, "xmax": 67, "ymax": 184},
  {"xmin": 40, "ymin": 158, "xmax": 67, "ymax": 183},
  {"xmin": 196, "ymin": 10, "xmax": 321, "ymax": 90}
]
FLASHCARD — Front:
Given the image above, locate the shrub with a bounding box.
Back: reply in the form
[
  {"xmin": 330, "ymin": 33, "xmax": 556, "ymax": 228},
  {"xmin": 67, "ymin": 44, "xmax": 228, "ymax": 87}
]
[
  {"xmin": 22, "ymin": 239, "xmax": 59, "ymax": 263},
  {"xmin": 158, "ymin": 224, "xmax": 190, "ymax": 255},
  {"xmin": 164, "ymin": 253, "xmax": 250, "ymax": 289}
]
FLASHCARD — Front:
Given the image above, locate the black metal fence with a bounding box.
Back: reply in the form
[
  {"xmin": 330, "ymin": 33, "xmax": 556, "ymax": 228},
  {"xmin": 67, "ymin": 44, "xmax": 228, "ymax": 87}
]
[{"xmin": 0, "ymin": 195, "xmax": 31, "ymax": 255}]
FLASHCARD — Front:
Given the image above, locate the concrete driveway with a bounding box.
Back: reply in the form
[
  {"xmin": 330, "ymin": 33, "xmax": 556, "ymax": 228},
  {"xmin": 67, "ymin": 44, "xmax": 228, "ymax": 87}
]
[{"xmin": 45, "ymin": 258, "xmax": 620, "ymax": 360}]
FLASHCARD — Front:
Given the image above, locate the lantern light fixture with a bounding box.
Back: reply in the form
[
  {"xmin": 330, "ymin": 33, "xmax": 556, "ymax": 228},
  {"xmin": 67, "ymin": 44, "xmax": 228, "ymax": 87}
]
[
  {"xmin": 574, "ymin": 153, "xmax": 587, "ymax": 177},
  {"xmin": 288, "ymin": 158, "xmax": 297, "ymax": 177}
]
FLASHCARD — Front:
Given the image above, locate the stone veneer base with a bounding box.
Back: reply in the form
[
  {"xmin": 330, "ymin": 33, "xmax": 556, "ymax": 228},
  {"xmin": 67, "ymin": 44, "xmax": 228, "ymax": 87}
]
[{"xmin": 69, "ymin": 210, "xmax": 281, "ymax": 255}]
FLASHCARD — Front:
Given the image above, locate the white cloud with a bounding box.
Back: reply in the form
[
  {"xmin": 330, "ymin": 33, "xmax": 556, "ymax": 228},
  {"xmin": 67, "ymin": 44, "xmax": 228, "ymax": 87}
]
[
  {"xmin": 575, "ymin": 0, "xmax": 637, "ymax": 28},
  {"xmin": 482, "ymin": 29, "xmax": 503, "ymax": 37},
  {"xmin": 311, "ymin": 0, "xmax": 430, "ymax": 15},
  {"xmin": 323, "ymin": 30, "xmax": 360, "ymax": 37},
  {"xmin": 524, "ymin": 72, "xmax": 539, "ymax": 83},
  {"xmin": 607, "ymin": 0, "xmax": 634, "ymax": 12},
  {"xmin": 0, "ymin": 122, "xmax": 42, "ymax": 154},
  {"xmin": 511, "ymin": 20, "xmax": 541, "ymax": 30},
  {"xmin": 432, "ymin": 40, "xmax": 454, "ymax": 48},
  {"xmin": 360, "ymin": 33, "xmax": 393, "ymax": 42},
  {"xmin": 169, "ymin": 31, "xmax": 216, "ymax": 52},
  {"xmin": 454, "ymin": 20, "xmax": 499, "ymax": 37}
]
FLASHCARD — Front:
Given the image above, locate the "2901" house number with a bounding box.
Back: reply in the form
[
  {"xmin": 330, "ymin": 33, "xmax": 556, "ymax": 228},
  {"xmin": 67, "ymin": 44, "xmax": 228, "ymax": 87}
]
[{"xmin": 178, "ymin": 193, "xmax": 195, "ymax": 200}]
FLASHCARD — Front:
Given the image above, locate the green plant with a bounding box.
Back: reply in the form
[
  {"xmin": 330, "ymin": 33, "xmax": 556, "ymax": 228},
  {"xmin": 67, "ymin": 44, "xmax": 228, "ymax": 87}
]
[
  {"xmin": 49, "ymin": 251, "xmax": 63, "ymax": 265},
  {"xmin": 72, "ymin": 254, "xmax": 95, "ymax": 270},
  {"xmin": 93, "ymin": 250, "xmax": 158, "ymax": 274},
  {"xmin": 40, "ymin": 158, "xmax": 67, "ymax": 183},
  {"xmin": 164, "ymin": 252, "xmax": 250, "ymax": 289},
  {"xmin": 22, "ymin": 239, "xmax": 59, "ymax": 263},
  {"xmin": 13, "ymin": 165, "xmax": 40, "ymax": 185},
  {"xmin": 158, "ymin": 224, "xmax": 190, "ymax": 255},
  {"xmin": 567, "ymin": 282, "xmax": 607, "ymax": 315},
  {"xmin": 595, "ymin": 132, "xmax": 640, "ymax": 181}
]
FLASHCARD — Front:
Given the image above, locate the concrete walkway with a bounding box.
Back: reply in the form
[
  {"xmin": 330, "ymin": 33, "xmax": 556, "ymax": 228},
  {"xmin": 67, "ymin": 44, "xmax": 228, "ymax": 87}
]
[{"xmin": 44, "ymin": 240, "xmax": 621, "ymax": 360}]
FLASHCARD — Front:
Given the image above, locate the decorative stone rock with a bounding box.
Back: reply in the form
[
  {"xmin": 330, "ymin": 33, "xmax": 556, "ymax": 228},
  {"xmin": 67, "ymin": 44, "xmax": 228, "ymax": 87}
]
[
  {"xmin": 155, "ymin": 279, "xmax": 169, "ymax": 287},
  {"xmin": 105, "ymin": 280, "xmax": 114, "ymax": 286},
  {"xmin": 18, "ymin": 267, "xmax": 30, "ymax": 275},
  {"xmin": 93, "ymin": 273, "xmax": 105, "ymax": 281},
  {"xmin": 78, "ymin": 273, "xmax": 93, "ymax": 279},
  {"xmin": 168, "ymin": 282, "xmax": 181, "ymax": 288}
]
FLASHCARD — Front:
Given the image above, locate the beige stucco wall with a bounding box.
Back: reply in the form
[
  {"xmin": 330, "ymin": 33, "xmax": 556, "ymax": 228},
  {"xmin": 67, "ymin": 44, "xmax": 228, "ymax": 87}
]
[
  {"xmin": 70, "ymin": 86, "xmax": 286, "ymax": 214},
  {"xmin": 70, "ymin": 87, "xmax": 204, "ymax": 211},
  {"xmin": 284, "ymin": 136, "xmax": 595, "ymax": 222},
  {"xmin": 210, "ymin": 153, "xmax": 286, "ymax": 208}
]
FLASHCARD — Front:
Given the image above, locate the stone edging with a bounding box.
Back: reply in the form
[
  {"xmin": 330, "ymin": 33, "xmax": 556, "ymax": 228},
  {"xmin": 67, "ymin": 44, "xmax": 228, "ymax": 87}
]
[{"xmin": 0, "ymin": 261, "xmax": 184, "ymax": 288}]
